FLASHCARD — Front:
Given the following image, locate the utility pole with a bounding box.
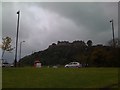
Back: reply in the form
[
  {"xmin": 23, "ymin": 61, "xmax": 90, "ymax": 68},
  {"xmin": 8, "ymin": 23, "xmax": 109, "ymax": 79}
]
[
  {"xmin": 14, "ymin": 10, "xmax": 20, "ymax": 67},
  {"xmin": 110, "ymin": 19, "xmax": 115, "ymax": 48},
  {"xmin": 19, "ymin": 41, "xmax": 25, "ymax": 61}
]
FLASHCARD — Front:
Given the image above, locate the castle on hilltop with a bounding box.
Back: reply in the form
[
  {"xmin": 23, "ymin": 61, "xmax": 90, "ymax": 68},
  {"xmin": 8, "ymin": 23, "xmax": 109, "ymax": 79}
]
[{"xmin": 49, "ymin": 40, "xmax": 86, "ymax": 48}]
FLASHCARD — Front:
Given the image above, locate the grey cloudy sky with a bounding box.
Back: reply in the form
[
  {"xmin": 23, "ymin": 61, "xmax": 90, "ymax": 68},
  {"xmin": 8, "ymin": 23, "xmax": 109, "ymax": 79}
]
[{"xmin": 2, "ymin": 2, "xmax": 118, "ymax": 63}]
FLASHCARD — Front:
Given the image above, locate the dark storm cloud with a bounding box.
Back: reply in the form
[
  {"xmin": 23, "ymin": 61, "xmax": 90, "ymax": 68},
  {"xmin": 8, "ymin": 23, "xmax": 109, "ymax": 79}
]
[
  {"xmin": 2, "ymin": 2, "xmax": 118, "ymax": 63},
  {"xmin": 24, "ymin": 2, "xmax": 118, "ymax": 43},
  {"xmin": 35, "ymin": 2, "xmax": 118, "ymax": 30}
]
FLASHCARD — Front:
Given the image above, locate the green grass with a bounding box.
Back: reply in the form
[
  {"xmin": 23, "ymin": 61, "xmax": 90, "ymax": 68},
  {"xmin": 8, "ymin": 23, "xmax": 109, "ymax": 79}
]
[
  {"xmin": 2, "ymin": 67, "xmax": 119, "ymax": 88},
  {"xmin": 0, "ymin": 68, "xmax": 2, "ymax": 89}
]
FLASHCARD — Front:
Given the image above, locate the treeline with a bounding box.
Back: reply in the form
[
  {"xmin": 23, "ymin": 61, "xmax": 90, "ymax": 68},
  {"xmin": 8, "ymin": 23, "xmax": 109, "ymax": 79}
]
[{"xmin": 18, "ymin": 40, "xmax": 120, "ymax": 67}]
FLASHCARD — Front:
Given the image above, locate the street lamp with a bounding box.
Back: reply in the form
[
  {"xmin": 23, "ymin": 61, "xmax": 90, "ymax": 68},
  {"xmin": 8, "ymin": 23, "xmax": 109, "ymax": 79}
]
[
  {"xmin": 19, "ymin": 41, "xmax": 25, "ymax": 61},
  {"xmin": 110, "ymin": 19, "xmax": 115, "ymax": 47},
  {"xmin": 14, "ymin": 10, "xmax": 20, "ymax": 67}
]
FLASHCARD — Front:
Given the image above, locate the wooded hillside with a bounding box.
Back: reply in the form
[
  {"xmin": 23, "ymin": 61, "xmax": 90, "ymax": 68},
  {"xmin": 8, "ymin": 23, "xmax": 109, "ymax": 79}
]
[{"xmin": 18, "ymin": 40, "xmax": 120, "ymax": 67}]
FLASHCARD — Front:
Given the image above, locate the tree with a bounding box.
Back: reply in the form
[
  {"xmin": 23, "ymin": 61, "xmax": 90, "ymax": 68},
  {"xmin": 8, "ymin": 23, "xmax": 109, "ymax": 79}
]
[
  {"xmin": 87, "ymin": 40, "xmax": 92, "ymax": 47},
  {"xmin": 1, "ymin": 37, "xmax": 14, "ymax": 61}
]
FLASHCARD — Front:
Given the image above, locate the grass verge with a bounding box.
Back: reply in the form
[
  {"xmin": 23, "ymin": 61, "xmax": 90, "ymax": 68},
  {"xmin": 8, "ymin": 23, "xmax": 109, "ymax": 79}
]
[{"xmin": 2, "ymin": 67, "xmax": 119, "ymax": 88}]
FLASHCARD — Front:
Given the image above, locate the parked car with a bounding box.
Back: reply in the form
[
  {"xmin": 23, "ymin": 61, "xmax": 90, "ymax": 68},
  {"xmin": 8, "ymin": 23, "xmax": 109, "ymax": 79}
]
[
  {"xmin": 65, "ymin": 62, "xmax": 81, "ymax": 68},
  {"xmin": 2, "ymin": 62, "xmax": 14, "ymax": 67}
]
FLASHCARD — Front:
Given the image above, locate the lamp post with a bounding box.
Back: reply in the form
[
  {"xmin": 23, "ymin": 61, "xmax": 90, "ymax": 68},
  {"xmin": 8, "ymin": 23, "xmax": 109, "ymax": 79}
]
[
  {"xmin": 14, "ymin": 10, "xmax": 20, "ymax": 67},
  {"xmin": 110, "ymin": 19, "xmax": 115, "ymax": 47},
  {"xmin": 19, "ymin": 41, "xmax": 25, "ymax": 61}
]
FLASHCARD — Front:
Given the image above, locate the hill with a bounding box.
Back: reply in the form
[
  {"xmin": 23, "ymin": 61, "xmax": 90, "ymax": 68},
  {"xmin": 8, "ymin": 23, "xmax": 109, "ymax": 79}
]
[{"xmin": 18, "ymin": 40, "xmax": 120, "ymax": 67}]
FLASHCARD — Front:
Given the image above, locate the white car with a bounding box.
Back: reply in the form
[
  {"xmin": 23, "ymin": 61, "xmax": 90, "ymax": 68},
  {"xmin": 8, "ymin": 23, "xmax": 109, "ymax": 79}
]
[
  {"xmin": 2, "ymin": 62, "xmax": 14, "ymax": 67},
  {"xmin": 65, "ymin": 62, "xmax": 81, "ymax": 68}
]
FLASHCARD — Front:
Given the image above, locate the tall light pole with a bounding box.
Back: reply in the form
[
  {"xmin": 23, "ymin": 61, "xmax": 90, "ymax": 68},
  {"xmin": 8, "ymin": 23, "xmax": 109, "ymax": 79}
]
[
  {"xmin": 110, "ymin": 19, "xmax": 115, "ymax": 47},
  {"xmin": 19, "ymin": 41, "xmax": 25, "ymax": 61},
  {"xmin": 14, "ymin": 10, "xmax": 20, "ymax": 67}
]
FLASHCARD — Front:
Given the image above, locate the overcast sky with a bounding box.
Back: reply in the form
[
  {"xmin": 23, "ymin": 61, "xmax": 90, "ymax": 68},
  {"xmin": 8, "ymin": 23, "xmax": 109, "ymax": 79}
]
[{"xmin": 2, "ymin": 2, "xmax": 118, "ymax": 63}]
